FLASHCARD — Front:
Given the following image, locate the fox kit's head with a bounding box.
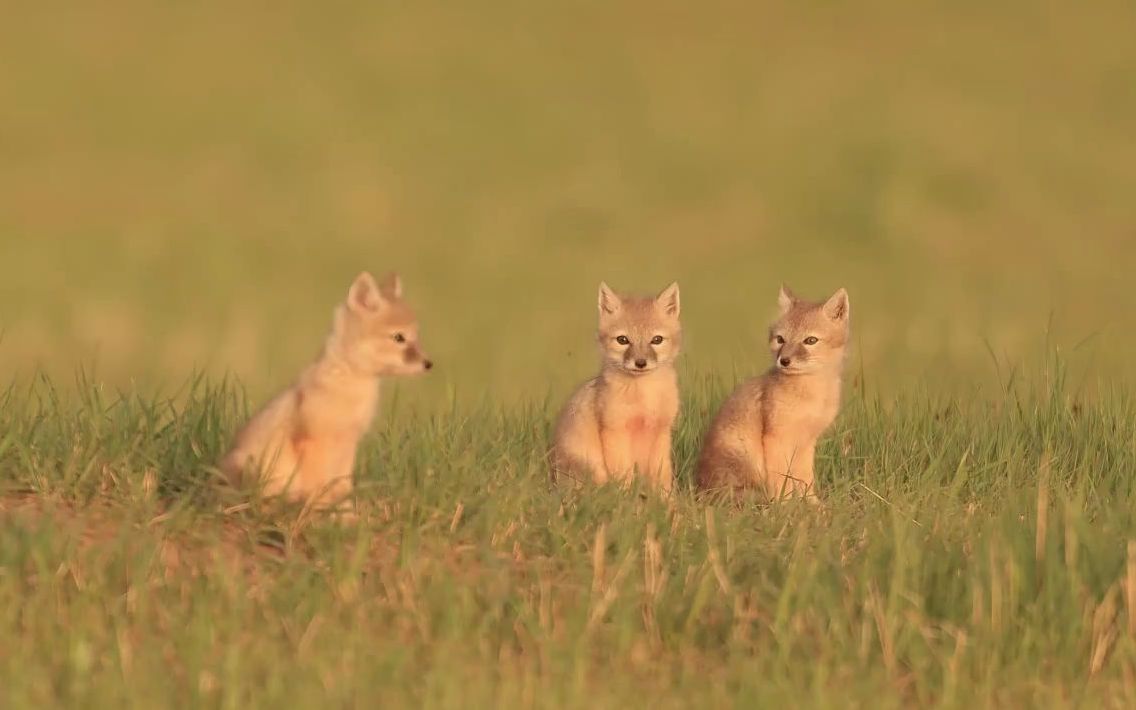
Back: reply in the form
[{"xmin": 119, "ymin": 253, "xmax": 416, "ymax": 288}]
[
  {"xmin": 596, "ymin": 281, "xmax": 682, "ymax": 376},
  {"xmin": 769, "ymin": 285, "xmax": 850, "ymax": 375},
  {"xmin": 331, "ymin": 271, "xmax": 433, "ymax": 377}
]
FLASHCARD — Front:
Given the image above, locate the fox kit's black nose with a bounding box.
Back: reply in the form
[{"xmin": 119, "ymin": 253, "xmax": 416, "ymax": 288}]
[
  {"xmin": 423, "ymin": 360, "xmax": 434, "ymax": 371},
  {"xmin": 779, "ymin": 357, "xmax": 791, "ymax": 367},
  {"xmin": 634, "ymin": 358, "xmax": 648, "ymax": 369}
]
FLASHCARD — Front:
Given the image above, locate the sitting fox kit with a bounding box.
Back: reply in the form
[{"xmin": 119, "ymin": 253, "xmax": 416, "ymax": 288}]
[
  {"xmin": 220, "ymin": 272, "xmax": 846, "ymax": 512},
  {"xmin": 221, "ymin": 271, "xmax": 432, "ymax": 513},
  {"xmin": 696, "ymin": 286, "xmax": 850, "ymax": 500},
  {"xmin": 551, "ymin": 281, "xmax": 682, "ymax": 495}
]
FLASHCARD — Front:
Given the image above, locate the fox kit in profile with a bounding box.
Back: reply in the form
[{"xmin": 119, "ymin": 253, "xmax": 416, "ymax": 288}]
[
  {"xmin": 696, "ymin": 286, "xmax": 849, "ymax": 501},
  {"xmin": 221, "ymin": 271, "xmax": 432, "ymax": 516},
  {"xmin": 551, "ymin": 282, "xmax": 682, "ymax": 495}
]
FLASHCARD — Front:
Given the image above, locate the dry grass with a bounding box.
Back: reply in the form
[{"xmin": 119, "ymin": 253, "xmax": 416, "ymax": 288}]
[{"xmin": 2, "ymin": 1, "xmax": 1136, "ymax": 706}]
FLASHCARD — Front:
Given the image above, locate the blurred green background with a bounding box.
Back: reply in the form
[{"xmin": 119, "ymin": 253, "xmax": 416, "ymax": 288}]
[{"xmin": 2, "ymin": 0, "xmax": 1134, "ymax": 405}]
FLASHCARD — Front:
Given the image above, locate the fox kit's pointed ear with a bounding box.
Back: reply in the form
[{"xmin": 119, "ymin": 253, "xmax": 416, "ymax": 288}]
[
  {"xmin": 598, "ymin": 282, "xmax": 622, "ymax": 316},
  {"xmin": 347, "ymin": 271, "xmax": 385, "ymax": 313},
  {"xmin": 656, "ymin": 281, "xmax": 680, "ymax": 318},
  {"xmin": 822, "ymin": 288, "xmax": 850, "ymax": 322},
  {"xmin": 778, "ymin": 284, "xmax": 797, "ymax": 315},
  {"xmin": 378, "ymin": 271, "xmax": 403, "ymax": 299}
]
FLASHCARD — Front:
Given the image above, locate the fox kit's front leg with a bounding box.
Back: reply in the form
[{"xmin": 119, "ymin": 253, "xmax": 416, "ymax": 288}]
[
  {"xmin": 573, "ymin": 427, "xmax": 612, "ymax": 485},
  {"xmin": 761, "ymin": 434, "xmax": 799, "ymax": 500},
  {"xmin": 290, "ymin": 433, "xmax": 344, "ymax": 502},
  {"xmin": 600, "ymin": 418, "xmax": 637, "ymax": 485},
  {"xmin": 322, "ymin": 437, "xmax": 359, "ymax": 514},
  {"xmin": 762, "ymin": 435, "xmax": 818, "ymax": 500},
  {"xmin": 648, "ymin": 426, "xmax": 675, "ymax": 496},
  {"xmin": 285, "ymin": 433, "xmax": 358, "ymax": 521},
  {"xmin": 792, "ymin": 442, "xmax": 818, "ymax": 500}
]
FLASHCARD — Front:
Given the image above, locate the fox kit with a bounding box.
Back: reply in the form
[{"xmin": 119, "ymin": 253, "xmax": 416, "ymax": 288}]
[
  {"xmin": 696, "ymin": 286, "xmax": 849, "ymax": 500},
  {"xmin": 221, "ymin": 271, "xmax": 432, "ymax": 515},
  {"xmin": 551, "ymin": 282, "xmax": 682, "ymax": 495}
]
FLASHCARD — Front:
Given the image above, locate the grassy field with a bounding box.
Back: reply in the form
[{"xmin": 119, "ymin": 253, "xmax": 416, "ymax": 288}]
[
  {"xmin": 2, "ymin": 0, "xmax": 1136, "ymax": 707},
  {"xmin": 3, "ymin": 370, "xmax": 1136, "ymax": 707}
]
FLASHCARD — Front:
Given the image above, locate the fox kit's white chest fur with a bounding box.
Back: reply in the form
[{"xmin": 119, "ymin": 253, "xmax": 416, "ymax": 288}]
[
  {"xmin": 597, "ymin": 368, "xmax": 679, "ymax": 471},
  {"xmin": 763, "ymin": 373, "xmax": 841, "ymax": 442},
  {"xmin": 294, "ymin": 364, "xmax": 381, "ymax": 439}
]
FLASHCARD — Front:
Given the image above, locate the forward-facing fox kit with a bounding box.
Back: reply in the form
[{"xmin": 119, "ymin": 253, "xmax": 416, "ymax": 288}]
[
  {"xmin": 551, "ymin": 281, "xmax": 683, "ymax": 496},
  {"xmin": 221, "ymin": 272, "xmax": 849, "ymax": 515}
]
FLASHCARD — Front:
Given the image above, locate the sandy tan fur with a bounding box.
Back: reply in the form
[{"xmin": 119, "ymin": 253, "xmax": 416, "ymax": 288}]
[
  {"xmin": 551, "ymin": 281, "xmax": 682, "ymax": 495},
  {"xmin": 696, "ymin": 285, "xmax": 850, "ymax": 501},
  {"xmin": 220, "ymin": 271, "xmax": 432, "ymax": 515}
]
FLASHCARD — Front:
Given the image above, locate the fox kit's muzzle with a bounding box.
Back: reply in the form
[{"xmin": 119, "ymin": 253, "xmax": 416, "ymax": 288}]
[{"xmin": 403, "ymin": 344, "xmax": 433, "ymax": 370}]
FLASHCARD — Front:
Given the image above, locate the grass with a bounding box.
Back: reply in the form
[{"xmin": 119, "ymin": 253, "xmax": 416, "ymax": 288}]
[
  {"xmin": 2, "ymin": 361, "xmax": 1136, "ymax": 707},
  {"xmin": 3, "ymin": 0, "xmax": 1136, "ymax": 705}
]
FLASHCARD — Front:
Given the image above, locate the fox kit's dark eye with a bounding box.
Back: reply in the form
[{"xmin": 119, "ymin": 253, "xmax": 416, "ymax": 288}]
[
  {"xmin": 650, "ymin": 335, "xmax": 664, "ymax": 345},
  {"xmin": 392, "ymin": 333, "xmax": 406, "ymax": 344},
  {"xmin": 803, "ymin": 336, "xmax": 819, "ymax": 345},
  {"xmin": 615, "ymin": 335, "xmax": 631, "ymax": 346},
  {"xmin": 774, "ymin": 335, "xmax": 785, "ymax": 345}
]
